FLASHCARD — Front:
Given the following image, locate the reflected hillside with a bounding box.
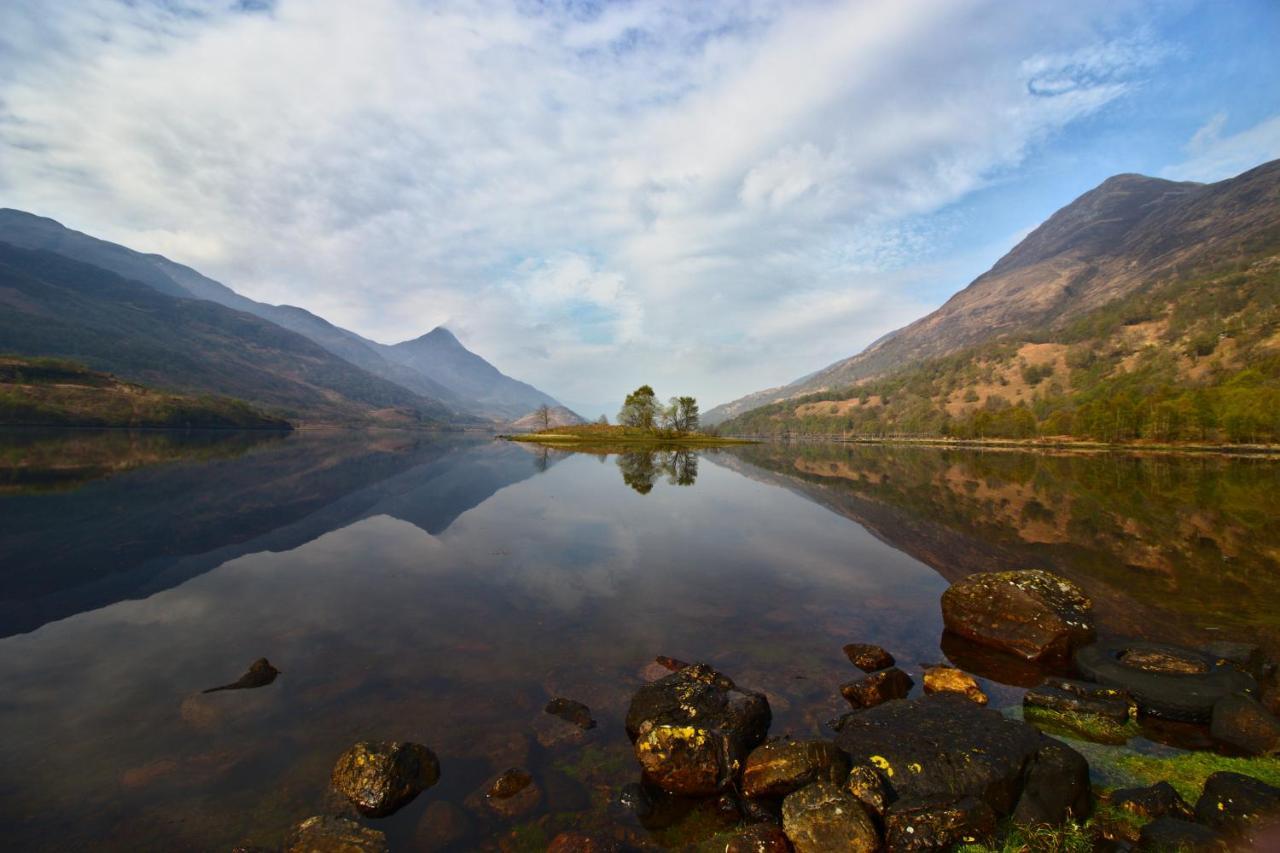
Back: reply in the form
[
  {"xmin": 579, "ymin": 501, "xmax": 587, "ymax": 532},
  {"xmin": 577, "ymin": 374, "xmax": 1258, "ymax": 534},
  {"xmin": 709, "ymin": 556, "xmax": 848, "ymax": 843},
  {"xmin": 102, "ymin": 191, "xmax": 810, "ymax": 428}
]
[
  {"xmin": 0, "ymin": 432, "xmax": 553, "ymax": 636},
  {"xmin": 721, "ymin": 443, "xmax": 1280, "ymax": 646}
]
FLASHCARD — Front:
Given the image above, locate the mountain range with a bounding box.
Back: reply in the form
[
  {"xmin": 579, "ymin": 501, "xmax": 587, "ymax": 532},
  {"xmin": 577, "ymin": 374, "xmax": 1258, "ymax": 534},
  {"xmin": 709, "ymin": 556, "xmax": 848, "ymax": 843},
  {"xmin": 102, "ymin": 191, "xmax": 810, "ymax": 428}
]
[
  {"xmin": 709, "ymin": 159, "xmax": 1280, "ymax": 443},
  {"xmin": 0, "ymin": 209, "xmax": 566, "ymax": 425}
]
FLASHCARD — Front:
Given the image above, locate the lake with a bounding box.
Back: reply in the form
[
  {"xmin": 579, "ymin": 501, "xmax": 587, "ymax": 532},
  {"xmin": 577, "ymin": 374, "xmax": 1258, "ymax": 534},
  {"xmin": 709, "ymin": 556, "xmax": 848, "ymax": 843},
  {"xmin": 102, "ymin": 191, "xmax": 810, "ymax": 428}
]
[{"xmin": 0, "ymin": 430, "xmax": 1277, "ymax": 850}]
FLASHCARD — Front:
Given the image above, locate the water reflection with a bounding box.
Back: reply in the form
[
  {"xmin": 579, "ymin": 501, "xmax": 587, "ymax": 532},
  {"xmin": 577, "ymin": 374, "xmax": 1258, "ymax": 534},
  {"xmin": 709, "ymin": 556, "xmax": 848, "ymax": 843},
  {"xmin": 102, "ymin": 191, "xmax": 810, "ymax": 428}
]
[{"xmin": 617, "ymin": 448, "xmax": 698, "ymax": 493}]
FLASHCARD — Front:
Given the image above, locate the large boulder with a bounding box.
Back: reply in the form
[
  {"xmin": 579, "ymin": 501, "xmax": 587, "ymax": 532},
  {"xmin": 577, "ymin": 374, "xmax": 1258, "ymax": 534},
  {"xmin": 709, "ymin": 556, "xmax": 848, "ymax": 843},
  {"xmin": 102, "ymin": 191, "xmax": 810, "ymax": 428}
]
[
  {"xmin": 832, "ymin": 694, "xmax": 1089, "ymax": 824},
  {"xmin": 330, "ymin": 741, "xmax": 440, "ymax": 818},
  {"xmin": 883, "ymin": 794, "xmax": 996, "ymax": 852},
  {"xmin": 1210, "ymin": 694, "xmax": 1280, "ymax": 756},
  {"xmin": 1139, "ymin": 817, "xmax": 1226, "ymax": 851},
  {"xmin": 742, "ymin": 739, "xmax": 850, "ymax": 799},
  {"xmin": 780, "ymin": 782, "xmax": 879, "ymax": 853},
  {"xmin": 627, "ymin": 663, "xmax": 771, "ymax": 796},
  {"xmin": 940, "ymin": 570, "xmax": 1095, "ymax": 662},
  {"xmin": 1194, "ymin": 771, "xmax": 1280, "ymax": 842}
]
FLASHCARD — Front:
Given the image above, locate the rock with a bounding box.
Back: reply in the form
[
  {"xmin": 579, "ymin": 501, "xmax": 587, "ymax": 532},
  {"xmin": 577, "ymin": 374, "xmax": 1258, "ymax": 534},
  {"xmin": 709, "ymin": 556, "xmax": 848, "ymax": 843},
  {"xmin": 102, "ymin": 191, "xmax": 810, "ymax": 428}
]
[
  {"xmin": 1138, "ymin": 817, "xmax": 1225, "ymax": 851},
  {"xmin": 1210, "ymin": 694, "xmax": 1280, "ymax": 756},
  {"xmin": 843, "ymin": 643, "xmax": 895, "ymax": 672},
  {"xmin": 477, "ymin": 768, "xmax": 541, "ymax": 819},
  {"xmin": 533, "ymin": 712, "xmax": 590, "ymax": 749},
  {"xmin": 330, "ymin": 741, "xmax": 440, "ymax": 818},
  {"xmin": 547, "ymin": 831, "xmax": 619, "ymax": 852},
  {"xmin": 922, "ymin": 666, "xmax": 987, "ymax": 705},
  {"xmin": 616, "ymin": 782, "xmax": 654, "ymax": 821},
  {"xmin": 1194, "ymin": 771, "xmax": 1280, "ymax": 840},
  {"xmin": 833, "ymin": 694, "xmax": 1088, "ymax": 821},
  {"xmin": 1106, "ymin": 782, "xmax": 1193, "ymax": 842},
  {"xmin": 1203, "ymin": 642, "xmax": 1271, "ymax": 680},
  {"xmin": 1076, "ymin": 640, "xmax": 1259, "ymax": 722},
  {"xmin": 840, "ymin": 667, "xmax": 913, "ymax": 709},
  {"xmin": 202, "ymin": 657, "xmax": 280, "ymax": 693},
  {"xmin": 846, "ymin": 764, "xmax": 889, "ymax": 817},
  {"xmin": 627, "ymin": 663, "xmax": 771, "ymax": 796},
  {"xmin": 284, "ymin": 816, "xmax": 387, "ymax": 853},
  {"xmin": 780, "ymin": 782, "xmax": 879, "ymax": 853},
  {"xmin": 412, "ymin": 801, "xmax": 471, "ymax": 850},
  {"xmin": 741, "ymin": 795, "xmax": 783, "ymax": 825},
  {"xmin": 1023, "ymin": 685, "xmax": 1131, "ymax": 722},
  {"xmin": 1010, "ymin": 740, "xmax": 1091, "ymax": 825},
  {"xmin": 724, "ymin": 823, "xmax": 792, "ymax": 852},
  {"xmin": 742, "ymin": 740, "xmax": 851, "ymax": 799},
  {"xmin": 546, "ymin": 697, "xmax": 597, "ymax": 730},
  {"xmin": 656, "ymin": 655, "xmax": 691, "ymax": 672},
  {"xmin": 883, "ymin": 794, "xmax": 997, "ymax": 851},
  {"xmin": 940, "ymin": 569, "xmax": 1095, "ymax": 662}
]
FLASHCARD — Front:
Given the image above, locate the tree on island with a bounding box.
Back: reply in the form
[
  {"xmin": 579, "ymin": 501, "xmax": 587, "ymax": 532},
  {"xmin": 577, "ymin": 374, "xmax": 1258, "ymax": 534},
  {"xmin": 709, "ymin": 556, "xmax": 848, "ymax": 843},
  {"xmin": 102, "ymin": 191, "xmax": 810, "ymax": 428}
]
[
  {"xmin": 670, "ymin": 396, "xmax": 699, "ymax": 432},
  {"xmin": 619, "ymin": 385, "xmax": 701, "ymax": 434},
  {"xmin": 535, "ymin": 403, "xmax": 551, "ymax": 430},
  {"xmin": 618, "ymin": 385, "xmax": 658, "ymax": 429}
]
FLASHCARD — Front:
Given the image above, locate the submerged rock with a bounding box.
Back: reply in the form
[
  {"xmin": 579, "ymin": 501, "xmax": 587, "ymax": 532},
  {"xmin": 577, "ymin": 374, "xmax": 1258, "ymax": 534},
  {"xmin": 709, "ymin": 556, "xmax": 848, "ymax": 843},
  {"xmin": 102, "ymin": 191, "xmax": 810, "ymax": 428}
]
[
  {"xmin": 921, "ymin": 666, "xmax": 987, "ymax": 705},
  {"xmin": 883, "ymin": 794, "xmax": 997, "ymax": 851},
  {"xmin": 330, "ymin": 741, "xmax": 440, "ymax": 818},
  {"xmin": 1023, "ymin": 684, "xmax": 1130, "ymax": 722},
  {"xmin": 202, "ymin": 658, "xmax": 280, "ymax": 693},
  {"xmin": 1210, "ymin": 693, "xmax": 1280, "ymax": 756},
  {"xmin": 545, "ymin": 697, "xmax": 597, "ymax": 730},
  {"xmin": 840, "ymin": 667, "xmax": 913, "ymax": 709},
  {"xmin": 724, "ymin": 823, "xmax": 791, "ymax": 853},
  {"xmin": 781, "ymin": 782, "xmax": 878, "ymax": 853},
  {"xmin": 843, "ymin": 643, "xmax": 895, "ymax": 673},
  {"xmin": 1194, "ymin": 771, "xmax": 1280, "ymax": 841},
  {"xmin": 832, "ymin": 694, "xmax": 1089, "ymax": 822},
  {"xmin": 741, "ymin": 739, "xmax": 850, "ymax": 799},
  {"xmin": 940, "ymin": 569, "xmax": 1095, "ymax": 662},
  {"xmin": 477, "ymin": 768, "xmax": 542, "ymax": 819},
  {"xmin": 412, "ymin": 800, "xmax": 471, "ymax": 851},
  {"xmin": 627, "ymin": 663, "xmax": 771, "ymax": 796},
  {"xmin": 547, "ymin": 832, "xmax": 619, "ymax": 853},
  {"xmin": 284, "ymin": 816, "xmax": 387, "ymax": 853}
]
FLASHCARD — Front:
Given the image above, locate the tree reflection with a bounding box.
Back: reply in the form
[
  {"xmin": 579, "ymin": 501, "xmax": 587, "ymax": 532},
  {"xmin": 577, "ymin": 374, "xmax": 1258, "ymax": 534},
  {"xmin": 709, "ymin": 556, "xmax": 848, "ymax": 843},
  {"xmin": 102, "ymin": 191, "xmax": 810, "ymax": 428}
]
[{"xmin": 616, "ymin": 449, "xmax": 698, "ymax": 494}]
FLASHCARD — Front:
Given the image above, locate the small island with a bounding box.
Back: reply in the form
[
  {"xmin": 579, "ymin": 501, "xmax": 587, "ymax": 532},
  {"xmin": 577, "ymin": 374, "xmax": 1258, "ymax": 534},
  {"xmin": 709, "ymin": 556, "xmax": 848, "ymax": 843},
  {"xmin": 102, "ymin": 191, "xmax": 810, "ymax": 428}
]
[{"xmin": 504, "ymin": 385, "xmax": 754, "ymax": 446}]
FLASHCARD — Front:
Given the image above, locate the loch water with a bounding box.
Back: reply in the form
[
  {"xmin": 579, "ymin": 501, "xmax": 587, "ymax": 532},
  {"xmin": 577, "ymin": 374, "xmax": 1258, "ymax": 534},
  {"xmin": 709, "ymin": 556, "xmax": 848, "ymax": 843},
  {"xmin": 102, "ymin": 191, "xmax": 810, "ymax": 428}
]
[{"xmin": 0, "ymin": 430, "xmax": 1277, "ymax": 850}]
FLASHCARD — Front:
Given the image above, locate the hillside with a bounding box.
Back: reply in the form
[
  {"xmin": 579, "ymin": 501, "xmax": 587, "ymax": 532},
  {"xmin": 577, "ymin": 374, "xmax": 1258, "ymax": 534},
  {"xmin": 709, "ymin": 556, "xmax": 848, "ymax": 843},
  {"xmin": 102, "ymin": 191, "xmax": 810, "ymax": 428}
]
[
  {"xmin": 507, "ymin": 404, "xmax": 586, "ymax": 431},
  {"xmin": 384, "ymin": 327, "xmax": 560, "ymax": 420},
  {"xmin": 0, "ymin": 209, "xmax": 563, "ymax": 421},
  {"xmin": 0, "ymin": 356, "xmax": 290, "ymax": 429},
  {"xmin": 0, "ymin": 243, "xmax": 452, "ymax": 425},
  {"xmin": 716, "ymin": 159, "xmax": 1280, "ymax": 443}
]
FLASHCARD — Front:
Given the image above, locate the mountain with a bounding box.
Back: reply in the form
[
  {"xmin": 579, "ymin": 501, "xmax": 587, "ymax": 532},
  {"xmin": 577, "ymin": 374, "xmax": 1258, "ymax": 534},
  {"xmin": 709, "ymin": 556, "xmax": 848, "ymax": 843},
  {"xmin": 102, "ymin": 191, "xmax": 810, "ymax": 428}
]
[
  {"xmin": 0, "ymin": 243, "xmax": 451, "ymax": 424},
  {"xmin": 0, "ymin": 355, "xmax": 290, "ymax": 429},
  {"xmin": 383, "ymin": 327, "xmax": 561, "ymax": 420},
  {"xmin": 712, "ymin": 159, "xmax": 1280, "ymax": 443},
  {"xmin": 0, "ymin": 209, "xmax": 564, "ymax": 420},
  {"xmin": 507, "ymin": 404, "xmax": 587, "ymax": 431}
]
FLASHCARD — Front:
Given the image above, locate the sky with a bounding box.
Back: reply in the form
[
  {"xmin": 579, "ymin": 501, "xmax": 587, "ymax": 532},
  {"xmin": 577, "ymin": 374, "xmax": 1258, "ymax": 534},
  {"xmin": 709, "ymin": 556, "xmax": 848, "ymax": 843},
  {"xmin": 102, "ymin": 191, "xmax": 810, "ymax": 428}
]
[{"xmin": 1, "ymin": 0, "xmax": 1278, "ymax": 417}]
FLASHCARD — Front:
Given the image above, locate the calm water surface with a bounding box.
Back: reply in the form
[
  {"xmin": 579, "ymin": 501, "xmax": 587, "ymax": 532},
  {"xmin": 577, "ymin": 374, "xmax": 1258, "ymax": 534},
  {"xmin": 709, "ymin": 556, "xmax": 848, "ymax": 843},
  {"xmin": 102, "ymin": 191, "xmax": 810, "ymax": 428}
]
[{"xmin": 0, "ymin": 431, "xmax": 1277, "ymax": 850}]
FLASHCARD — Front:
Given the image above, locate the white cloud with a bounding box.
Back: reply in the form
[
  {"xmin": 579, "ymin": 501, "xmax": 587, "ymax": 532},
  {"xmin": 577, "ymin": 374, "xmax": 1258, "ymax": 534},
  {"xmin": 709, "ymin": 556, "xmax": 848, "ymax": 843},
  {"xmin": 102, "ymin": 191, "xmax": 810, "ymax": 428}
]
[
  {"xmin": 0, "ymin": 0, "xmax": 1165, "ymax": 407},
  {"xmin": 1165, "ymin": 112, "xmax": 1280, "ymax": 183}
]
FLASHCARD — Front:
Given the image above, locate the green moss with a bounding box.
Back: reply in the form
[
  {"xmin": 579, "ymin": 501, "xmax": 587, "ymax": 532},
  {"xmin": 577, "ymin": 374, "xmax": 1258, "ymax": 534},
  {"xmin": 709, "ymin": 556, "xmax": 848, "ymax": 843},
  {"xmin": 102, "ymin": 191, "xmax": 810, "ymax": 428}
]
[
  {"xmin": 1023, "ymin": 706, "xmax": 1141, "ymax": 745},
  {"xmin": 551, "ymin": 743, "xmax": 633, "ymax": 785},
  {"xmin": 1112, "ymin": 753, "xmax": 1280, "ymax": 803}
]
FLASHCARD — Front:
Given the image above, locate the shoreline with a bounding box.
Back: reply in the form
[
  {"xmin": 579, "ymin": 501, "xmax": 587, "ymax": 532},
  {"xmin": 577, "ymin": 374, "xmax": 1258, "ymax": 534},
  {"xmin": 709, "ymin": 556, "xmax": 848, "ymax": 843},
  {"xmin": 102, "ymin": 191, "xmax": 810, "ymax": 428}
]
[{"xmin": 722, "ymin": 434, "xmax": 1280, "ymax": 457}]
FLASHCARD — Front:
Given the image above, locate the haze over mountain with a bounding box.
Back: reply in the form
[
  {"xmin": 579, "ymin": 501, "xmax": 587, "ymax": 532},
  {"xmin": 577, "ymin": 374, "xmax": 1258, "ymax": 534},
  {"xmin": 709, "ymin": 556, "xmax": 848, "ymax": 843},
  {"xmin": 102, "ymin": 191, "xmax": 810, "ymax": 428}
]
[
  {"xmin": 0, "ymin": 209, "xmax": 566, "ymax": 424},
  {"xmin": 712, "ymin": 159, "xmax": 1280, "ymax": 441}
]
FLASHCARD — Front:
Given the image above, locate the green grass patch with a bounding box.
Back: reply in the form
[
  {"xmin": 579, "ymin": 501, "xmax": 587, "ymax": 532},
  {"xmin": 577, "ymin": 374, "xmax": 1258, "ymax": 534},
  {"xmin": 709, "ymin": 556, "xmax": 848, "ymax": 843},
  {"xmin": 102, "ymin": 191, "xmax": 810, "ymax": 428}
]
[
  {"xmin": 955, "ymin": 818, "xmax": 1096, "ymax": 853},
  {"xmin": 1023, "ymin": 706, "xmax": 1141, "ymax": 745},
  {"xmin": 1112, "ymin": 753, "xmax": 1280, "ymax": 803}
]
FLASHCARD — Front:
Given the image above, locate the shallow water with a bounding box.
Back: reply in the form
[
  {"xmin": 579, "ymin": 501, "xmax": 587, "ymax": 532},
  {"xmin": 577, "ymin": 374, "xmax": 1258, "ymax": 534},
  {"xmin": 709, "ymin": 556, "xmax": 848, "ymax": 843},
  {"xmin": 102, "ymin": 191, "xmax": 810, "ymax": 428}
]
[{"xmin": 0, "ymin": 431, "xmax": 1276, "ymax": 850}]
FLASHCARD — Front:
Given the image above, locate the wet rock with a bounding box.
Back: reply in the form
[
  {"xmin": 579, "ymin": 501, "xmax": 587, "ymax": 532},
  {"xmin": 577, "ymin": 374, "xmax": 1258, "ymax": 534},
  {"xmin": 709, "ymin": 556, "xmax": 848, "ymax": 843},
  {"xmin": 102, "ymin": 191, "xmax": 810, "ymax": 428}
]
[
  {"xmin": 843, "ymin": 643, "xmax": 895, "ymax": 672},
  {"xmin": 656, "ymin": 655, "xmax": 691, "ymax": 672},
  {"xmin": 921, "ymin": 666, "xmax": 987, "ymax": 705},
  {"xmin": 1203, "ymin": 642, "xmax": 1271, "ymax": 680},
  {"xmin": 1076, "ymin": 640, "xmax": 1259, "ymax": 722},
  {"xmin": 1194, "ymin": 771, "xmax": 1280, "ymax": 840},
  {"xmin": 840, "ymin": 667, "xmax": 913, "ymax": 709},
  {"xmin": 1210, "ymin": 694, "xmax": 1280, "ymax": 756},
  {"xmin": 833, "ymin": 694, "xmax": 1088, "ymax": 821},
  {"xmin": 846, "ymin": 763, "xmax": 889, "ymax": 817},
  {"xmin": 284, "ymin": 815, "xmax": 387, "ymax": 853},
  {"xmin": 940, "ymin": 569, "xmax": 1095, "ymax": 662},
  {"xmin": 1138, "ymin": 817, "xmax": 1225, "ymax": 852},
  {"xmin": 742, "ymin": 739, "xmax": 851, "ymax": 799},
  {"xmin": 1110, "ymin": 782, "xmax": 1194, "ymax": 833},
  {"xmin": 412, "ymin": 801, "xmax": 471, "ymax": 851},
  {"xmin": 616, "ymin": 782, "xmax": 654, "ymax": 821},
  {"xmin": 533, "ymin": 712, "xmax": 590, "ymax": 749},
  {"xmin": 724, "ymin": 823, "xmax": 792, "ymax": 852},
  {"xmin": 741, "ymin": 795, "xmax": 783, "ymax": 825},
  {"xmin": 546, "ymin": 697, "xmax": 597, "ymax": 730},
  {"xmin": 940, "ymin": 631, "xmax": 1058, "ymax": 688},
  {"xmin": 478, "ymin": 768, "xmax": 541, "ymax": 819},
  {"xmin": 627, "ymin": 663, "xmax": 771, "ymax": 796},
  {"xmin": 1023, "ymin": 684, "xmax": 1131, "ymax": 722},
  {"xmin": 202, "ymin": 657, "xmax": 280, "ymax": 693},
  {"xmin": 884, "ymin": 794, "xmax": 997, "ymax": 851},
  {"xmin": 1010, "ymin": 740, "xmax": 1091, "ymax": 825},
  {"xmin": 330, "ymin": 741, "xmax": 440, "ymax": 818},
  {"xmin": 547, "ymin": 831, "xmax": 619, "ymax": 852},
  {"xmin": 780, "ymin": 782, "xmax": 879, "ymax": 853}
]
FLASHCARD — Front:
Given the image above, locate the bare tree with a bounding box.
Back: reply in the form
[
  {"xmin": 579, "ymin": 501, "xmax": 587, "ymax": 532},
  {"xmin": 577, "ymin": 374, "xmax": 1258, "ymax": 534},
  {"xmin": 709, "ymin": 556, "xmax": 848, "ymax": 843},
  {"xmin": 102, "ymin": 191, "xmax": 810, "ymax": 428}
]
[{"xmin": 535, "ymin": 404, "xmax": 551, "ymax": 431}]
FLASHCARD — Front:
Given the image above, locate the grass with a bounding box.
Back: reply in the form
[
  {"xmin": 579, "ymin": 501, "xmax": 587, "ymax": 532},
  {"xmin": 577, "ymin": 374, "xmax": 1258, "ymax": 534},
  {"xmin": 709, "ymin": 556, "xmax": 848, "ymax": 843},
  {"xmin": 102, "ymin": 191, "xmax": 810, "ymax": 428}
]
[
  {"xmin": 1022, "ymin": 706, "xmax": 1141, "ymax": 745},
  {"xmin": 1111, "ymin": 753, "xmax": 1280, "ymax": 803},
  {"xmin": 955, "ymin": 819, "xmax": 1096, "ymax": 853},
  {"xmin": 504, "ymin": 423, "xmax": 754, "ymax": 446}
]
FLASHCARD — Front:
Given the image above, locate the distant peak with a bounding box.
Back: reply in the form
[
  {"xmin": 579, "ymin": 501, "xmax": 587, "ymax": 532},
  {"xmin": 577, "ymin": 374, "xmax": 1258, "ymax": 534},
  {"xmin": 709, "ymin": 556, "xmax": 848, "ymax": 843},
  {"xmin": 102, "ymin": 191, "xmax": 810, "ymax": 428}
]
[{"xmin": 425, "ymin": 326, "xmax": 458, "ymax": 341}]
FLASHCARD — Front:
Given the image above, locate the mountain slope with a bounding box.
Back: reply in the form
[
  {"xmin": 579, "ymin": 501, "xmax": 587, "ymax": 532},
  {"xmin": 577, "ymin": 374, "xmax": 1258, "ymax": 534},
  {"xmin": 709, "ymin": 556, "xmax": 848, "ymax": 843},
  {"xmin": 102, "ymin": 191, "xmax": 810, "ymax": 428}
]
[
  {"xmin": 712, "ymin": 159, "xmax": 1280, "ymax": 441},
  {"xmin": 0, "ymin": 243, "xmax": 451, "ymax": 424},
  {"xmin": 508, "ymin": 405, "xmax": 587, "ymax": 431},
  {"xmin": 382, "ymin": 327, "xmax": 560, "ymax": 420}
]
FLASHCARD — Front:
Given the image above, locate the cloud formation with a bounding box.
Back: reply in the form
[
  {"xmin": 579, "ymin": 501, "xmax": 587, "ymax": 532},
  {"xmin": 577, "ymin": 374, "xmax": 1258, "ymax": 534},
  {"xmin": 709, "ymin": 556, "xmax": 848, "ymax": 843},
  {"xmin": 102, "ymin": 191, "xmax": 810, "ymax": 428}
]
[{"xmin": 0, "ymin": 0, "xmax": 1176, "ymax": 408}]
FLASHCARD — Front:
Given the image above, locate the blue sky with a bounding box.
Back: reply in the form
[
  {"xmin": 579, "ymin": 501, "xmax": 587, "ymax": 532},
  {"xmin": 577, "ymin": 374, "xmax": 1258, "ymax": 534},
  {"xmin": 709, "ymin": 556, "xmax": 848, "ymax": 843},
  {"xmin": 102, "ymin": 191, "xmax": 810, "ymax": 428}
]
[{"xmin": 1, "ymin": 0, "xmax": 1278, "ymax": 416}]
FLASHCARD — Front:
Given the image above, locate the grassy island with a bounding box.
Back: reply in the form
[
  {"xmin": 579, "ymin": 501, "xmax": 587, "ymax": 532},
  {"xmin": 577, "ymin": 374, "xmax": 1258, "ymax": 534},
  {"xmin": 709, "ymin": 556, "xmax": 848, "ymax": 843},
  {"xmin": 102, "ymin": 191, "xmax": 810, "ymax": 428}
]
[{"xmin": 504, "ymin": 423, "xmax": 753, "ymax": 446}]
